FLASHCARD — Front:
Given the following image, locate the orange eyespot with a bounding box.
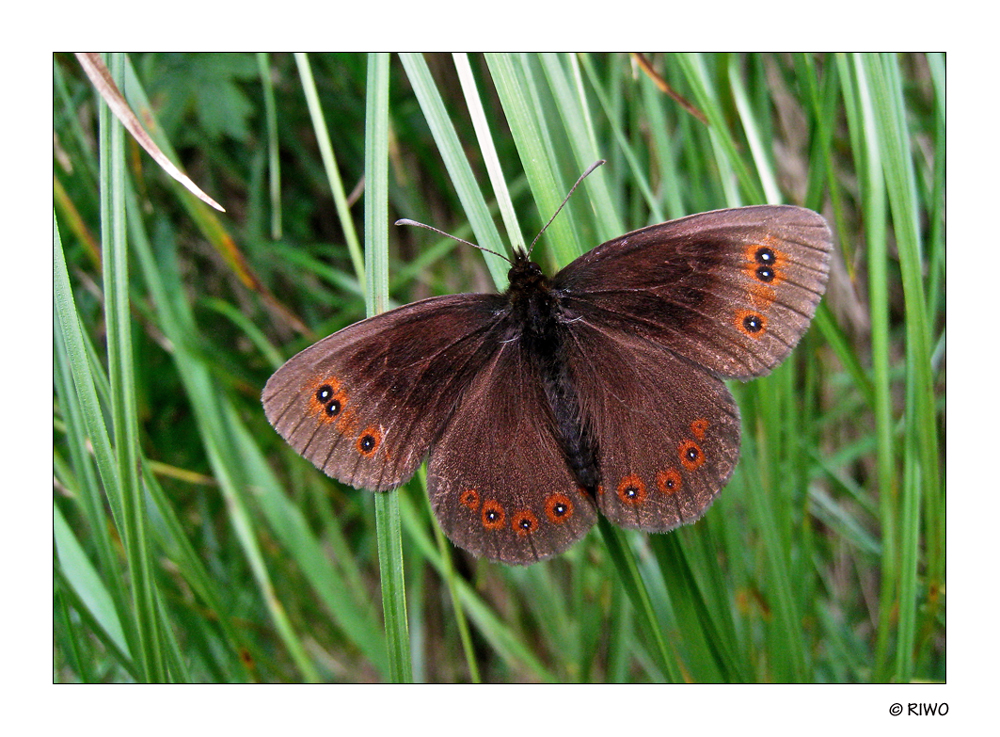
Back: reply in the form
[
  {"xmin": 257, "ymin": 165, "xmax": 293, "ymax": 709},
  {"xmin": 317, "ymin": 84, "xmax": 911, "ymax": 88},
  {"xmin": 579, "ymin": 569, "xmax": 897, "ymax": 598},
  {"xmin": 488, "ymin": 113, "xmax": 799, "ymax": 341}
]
[
  {"xmin": 679, "ymin": 440, "xmax": 705, "ymax": 471},
  {"xmin": 311, "ymin": 378, "xmax": 350, "ymax": 423},
  {"xmin": 356, "ymin": 426, "xmax": 382, "ymax": 457},
  {"xmin": 617, "ymin": 474, "xmax": 646, "ymax": 504},
  {"xmin": 657, "ymin": 468, "xmax": 682, "ymax": 494},
  {"xmin": 512, "ymin": 510, "xmax": 539, "ymax": 536},
  {"xmin": 545, "ymin": 493, "xmax": 573, "ymax": 523},
  {"xmin": 744, "ymin": 244, "xmax": 784, "ymax": 286},
  {"xmin": 735, "ymin": 309, "xmax": 767, "ymax": 338},
  {"xmin": 460, "ymin": 489, "xmax": 480, "ymax": 510},
  {"xmin": 481, "ymin": 500, "xmax": 505, "ymax": 530}
]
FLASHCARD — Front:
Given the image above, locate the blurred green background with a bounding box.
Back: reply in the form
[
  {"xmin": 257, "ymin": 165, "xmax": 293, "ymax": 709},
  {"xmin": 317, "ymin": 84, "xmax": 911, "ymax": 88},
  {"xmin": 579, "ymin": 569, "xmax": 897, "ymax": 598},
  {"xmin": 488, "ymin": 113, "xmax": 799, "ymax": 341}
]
[{"xmin": 53, "ymin": 52, "xmax": 944, "ymax": 683}]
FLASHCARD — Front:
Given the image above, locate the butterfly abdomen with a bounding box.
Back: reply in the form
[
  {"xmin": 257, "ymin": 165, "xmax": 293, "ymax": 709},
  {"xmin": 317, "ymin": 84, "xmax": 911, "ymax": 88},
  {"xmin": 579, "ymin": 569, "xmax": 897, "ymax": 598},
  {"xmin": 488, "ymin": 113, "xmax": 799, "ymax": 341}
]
[{"xmin": 517, "ymin": 322, "xmax": 599, "ymax": 494}]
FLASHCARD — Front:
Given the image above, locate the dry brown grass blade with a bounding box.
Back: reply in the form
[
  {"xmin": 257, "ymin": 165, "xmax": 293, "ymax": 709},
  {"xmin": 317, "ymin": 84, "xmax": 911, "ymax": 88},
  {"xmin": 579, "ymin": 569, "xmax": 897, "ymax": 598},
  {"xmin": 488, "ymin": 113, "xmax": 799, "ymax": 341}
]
[
  {"xmin": 630, "ymin": 53, "xmax": 709, "ymax": 126},
  {"xmin": 76, "ymin": 53, "xmax": 226, "ymax": 212}
]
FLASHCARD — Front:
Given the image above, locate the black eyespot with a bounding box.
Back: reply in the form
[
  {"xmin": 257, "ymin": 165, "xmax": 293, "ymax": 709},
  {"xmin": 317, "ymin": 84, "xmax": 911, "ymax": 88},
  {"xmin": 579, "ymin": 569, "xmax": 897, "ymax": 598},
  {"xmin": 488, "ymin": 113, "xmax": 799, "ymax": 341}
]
[
  {"xmin": 512, "ymin": 510, "xmax": 539, "ymax": 536},
  {"xmin": 482, "ymin": 500, "xmax": 505, "ymax": 530},
  {"xmin": 755, "ymin": 265, "xmax": 775, "ymax": 282},
  {"xmin": 743, "ymin": 314, "xmax": 763, "ymax": 333},
  {"xmin": 317, "ymin": 385, "xmax": 333, "ymax": 402},
  {"xmin": 359, "ymin": 434, "xmax": 376, "ymax": 452},
  {"xmin": 658, "ymin": 468, "xmax": 683, "ymax": 495},
  {"xmin": 545, "ymin": 493, "xmax": 573, "ymax": 523},
  {"xmin": 325, "ymin": 399, "xmax": 341, "ymax": 416},
  {"xmin": 755, "ymin": 247, "xmax": 775, "ymax": 264},
  {"xmin": 617, "ymin": 474, "xmax": 646, "ymax": 504},
  {"xmin": 678, "ymin": 440, "xmax": 706, "ymax": 471}
]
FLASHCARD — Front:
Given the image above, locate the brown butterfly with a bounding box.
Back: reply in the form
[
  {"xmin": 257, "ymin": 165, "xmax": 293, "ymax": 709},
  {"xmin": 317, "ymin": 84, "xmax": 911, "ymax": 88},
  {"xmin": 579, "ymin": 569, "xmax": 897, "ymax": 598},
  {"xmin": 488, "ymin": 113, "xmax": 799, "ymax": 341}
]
[{"xmin": 263, "ymin": 192, "xmax": 831, "ymax": 564}]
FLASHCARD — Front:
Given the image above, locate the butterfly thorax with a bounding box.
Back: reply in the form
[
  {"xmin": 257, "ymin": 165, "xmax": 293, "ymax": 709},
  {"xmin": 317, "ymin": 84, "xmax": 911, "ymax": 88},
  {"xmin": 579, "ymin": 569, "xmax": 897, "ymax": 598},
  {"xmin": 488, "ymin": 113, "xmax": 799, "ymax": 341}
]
[{"xmin": 506, "ymin": 250, "xmax": 558, "ymax": 341}]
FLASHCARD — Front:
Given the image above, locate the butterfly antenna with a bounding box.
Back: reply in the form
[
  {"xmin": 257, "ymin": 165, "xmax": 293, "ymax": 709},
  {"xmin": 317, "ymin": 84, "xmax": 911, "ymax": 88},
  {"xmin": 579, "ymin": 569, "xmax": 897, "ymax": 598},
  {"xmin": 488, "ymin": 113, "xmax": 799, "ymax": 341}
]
[
  {"xmin": 394, "ymin": 219, "xmax": 511, "ymax": 264},
  {"xmin": 527, "ymin": 159, "xmax": 606, "ymax": 257}
]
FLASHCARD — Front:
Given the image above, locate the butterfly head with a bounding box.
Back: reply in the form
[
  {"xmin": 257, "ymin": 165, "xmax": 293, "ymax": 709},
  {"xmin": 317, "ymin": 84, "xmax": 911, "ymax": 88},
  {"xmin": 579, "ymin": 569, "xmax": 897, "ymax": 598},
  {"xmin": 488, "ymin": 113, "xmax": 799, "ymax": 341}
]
[{"xmin": 507, "ymin": 247, "xmax": 546, "ymax": 286}]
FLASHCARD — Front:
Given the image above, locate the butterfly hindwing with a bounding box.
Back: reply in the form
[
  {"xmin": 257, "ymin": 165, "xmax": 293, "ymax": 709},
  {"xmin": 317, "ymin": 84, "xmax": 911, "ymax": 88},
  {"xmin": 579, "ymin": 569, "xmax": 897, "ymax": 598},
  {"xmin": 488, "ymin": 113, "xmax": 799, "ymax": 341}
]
[
  {"xmin": 262, "ymin": 294, "xmax": 505, "ymax": 490},
  {"xmin": 553, "ymin": 205, "xmax": 831, "ymax": 380},
  {"xmin": 561, "ymin": 322, "xmax": 741, "ymax": 531},
  {"xmin": 427, "ymin": 336, "xmax": 599, "ymax": 565}
]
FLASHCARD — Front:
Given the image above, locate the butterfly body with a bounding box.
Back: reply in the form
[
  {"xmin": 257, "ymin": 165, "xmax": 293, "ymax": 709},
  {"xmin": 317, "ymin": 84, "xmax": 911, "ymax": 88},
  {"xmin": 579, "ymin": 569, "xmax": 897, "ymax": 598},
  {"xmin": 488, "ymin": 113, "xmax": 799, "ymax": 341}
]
[
  {"xmin": 263, "ymin": 205, "xmax": 832, "ymax": 564},
  {"xmin": 504, "ymin": 249, "xmax": 602, "ymax": 493}
]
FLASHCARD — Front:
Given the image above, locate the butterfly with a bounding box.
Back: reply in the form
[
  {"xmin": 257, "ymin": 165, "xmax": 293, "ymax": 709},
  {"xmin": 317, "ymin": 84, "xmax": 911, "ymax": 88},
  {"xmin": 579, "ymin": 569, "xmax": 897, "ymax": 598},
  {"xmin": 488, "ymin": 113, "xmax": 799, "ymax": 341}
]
[{"xmin": 263, "ymin": 183, "xmax": 831, "ymax": 565}]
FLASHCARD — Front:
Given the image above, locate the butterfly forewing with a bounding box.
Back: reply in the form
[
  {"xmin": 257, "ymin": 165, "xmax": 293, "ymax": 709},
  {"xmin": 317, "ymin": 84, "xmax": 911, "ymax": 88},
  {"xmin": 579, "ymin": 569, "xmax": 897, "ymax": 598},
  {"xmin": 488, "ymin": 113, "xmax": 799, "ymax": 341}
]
[
  {"xmin": 553, "ymin": 205, "xmax": 831, "ymax": 380},
  {"xmin": 262, "ymin": 294, "xmax": 505, "ymax": 490},
  {"xmin": 427, "ymin": 337, "xmax": 599, "ymax": 565}
]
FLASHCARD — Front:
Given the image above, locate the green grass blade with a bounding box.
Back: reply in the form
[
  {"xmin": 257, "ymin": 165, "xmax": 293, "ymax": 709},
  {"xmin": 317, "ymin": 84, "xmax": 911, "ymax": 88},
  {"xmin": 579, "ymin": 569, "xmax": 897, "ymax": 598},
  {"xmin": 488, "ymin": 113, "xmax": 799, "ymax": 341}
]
[
  {"xmin": 399, "ymin": 53, "xmax": 511, "ymax": 287},
  {"xmin": 539, "ymin": 54, "xmax": 624, "ymax": 238},
  {"xmin": 849, "ymin": 53, "xmax": 897, "ymax": 680},
  {"xmin": 597, "ymin": 518, "xmax": 676, "ymax": 681},
  {"xmin": 432, "ymin": 511, "xmax": 482, "ymax": 682},
  {"xmin": 53, "ymin": 504, "xmax": 131, "ymax": 661},
  {"xmin": 295, "ymin": 53, "xmax": 366, "ymax": 290},
  {"xmin": 487, "ymin": 53, "xmax": 586, "ymax": 267},
  {"xmin": 256, "ymin": 53, "xmax": 283, "ymax": 240},
  {"xmin": 398, "ymin": 493, "xmax": 558, "ymax": 681},
  {"xmin": 100, "ymin": 54, "xmax": 164, "ymax": 681},
  {"xmin": 729, "ymin": 56, "xmax": 781, "ymax": 204},
  {"xmin": 453, "ymin": 52, "xmax": 525, "ymax": 254},
  {"xmin": 674, "ymin": 53, "xmax": 762, "ymax": 205},
  {"xmin": 122, "ymin": 177, "xmax": 374, "ymax": 681},
  {"xmin": 366, "ymin": 52, "xmax": 413, "ymax": 683},
  {"xmin": 579, "ymin": 54, "xmax": 665, "ymax": 222},
  {"xmin": 866, "ymin": 52, "xmax": 941, "ymax": 683}
]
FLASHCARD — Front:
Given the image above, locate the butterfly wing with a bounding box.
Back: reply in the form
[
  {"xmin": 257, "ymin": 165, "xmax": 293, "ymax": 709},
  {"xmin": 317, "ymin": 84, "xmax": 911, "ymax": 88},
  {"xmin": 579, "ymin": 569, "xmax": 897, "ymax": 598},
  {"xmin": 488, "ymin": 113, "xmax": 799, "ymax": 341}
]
[
  {"xmin": 560, "ymin": 321, "xmax": 740, "ymax": 531},
  {"xmin": 427, "ymin": 336, "xmax": 599, "ymax": 564},
  {"xmin": 262, "ymin": 294, "xmax": 506, "ymax": 490},
  {"xmin": 553, "ymin": 205, "xmax": 832, "ymax": 380},
  {"xmin": 552, "ymin": 205, "xmax": 831, "ymax": 530}
]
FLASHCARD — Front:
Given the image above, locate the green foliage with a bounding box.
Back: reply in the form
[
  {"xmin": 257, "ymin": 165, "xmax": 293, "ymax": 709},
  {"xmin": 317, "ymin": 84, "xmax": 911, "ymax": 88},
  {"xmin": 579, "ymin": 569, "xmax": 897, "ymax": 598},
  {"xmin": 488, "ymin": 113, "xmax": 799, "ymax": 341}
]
[
  {"xmin": 53, "ymin": 52, "xmax": 944, "ymax": 683},
  {"xmin": 142, "ymin": 53, "xmax": 261, "ymax": 144}
]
